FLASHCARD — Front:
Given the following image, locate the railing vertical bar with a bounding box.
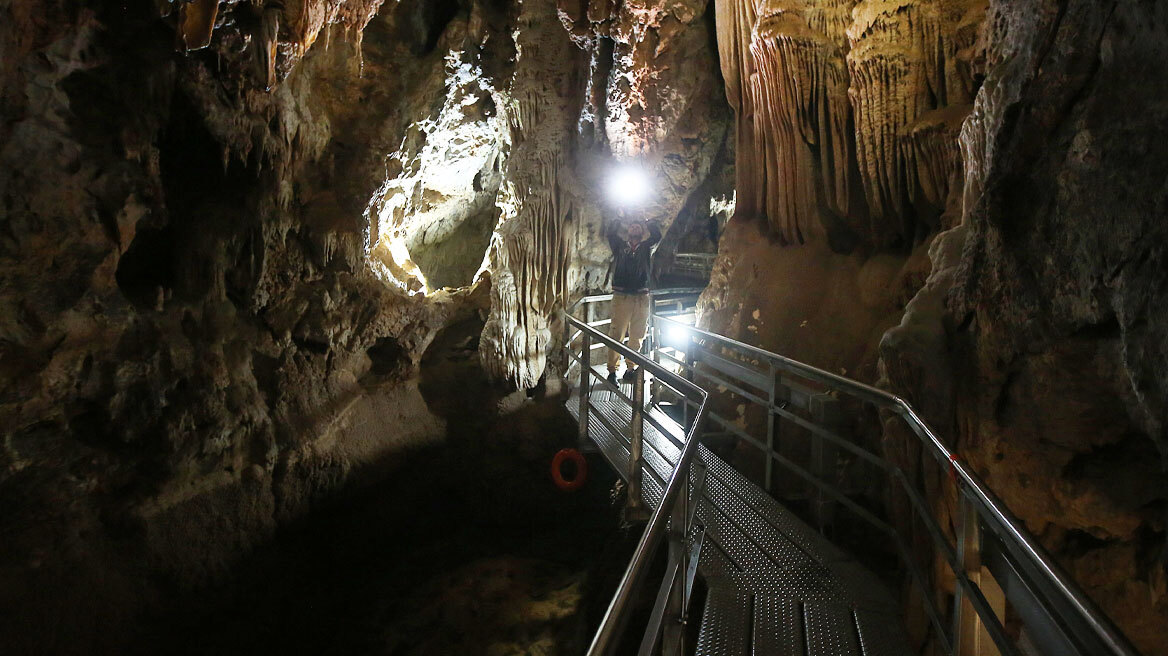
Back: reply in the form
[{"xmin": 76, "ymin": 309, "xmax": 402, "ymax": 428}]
[
  {"xmin": 765, "ymin": 362, "xmax": 776, "ymax": 492},
  {"xmin": 628, "ymin": 367, "xmax": 646, "ymax": 517},
  {"xmin": 953, "ymin": 489, "xmax": 971, "ymax": 655},
  {"xmin": 663, "ymin": 461, "xmax": 688, "ymax": 654},
  {"xmin": 579, "ymin": 331, "xmax": 591, "ymax": 446}
]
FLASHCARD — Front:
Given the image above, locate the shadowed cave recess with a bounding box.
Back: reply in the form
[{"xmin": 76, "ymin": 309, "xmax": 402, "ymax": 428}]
[{"xmin": 1, "ymin": 0, "xmax": 1165, "ymax": 655}]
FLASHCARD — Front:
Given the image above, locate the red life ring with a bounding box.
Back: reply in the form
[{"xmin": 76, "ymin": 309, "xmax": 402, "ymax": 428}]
[{"xmin": 551, "ymin": 448, "xmax": 588, "ymax": 491}]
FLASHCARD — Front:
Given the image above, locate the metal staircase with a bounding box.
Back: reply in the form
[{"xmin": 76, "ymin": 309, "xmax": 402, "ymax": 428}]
[{"xmin": 562, "ymin": 290, "xmax": 1141, "ymax": 656}]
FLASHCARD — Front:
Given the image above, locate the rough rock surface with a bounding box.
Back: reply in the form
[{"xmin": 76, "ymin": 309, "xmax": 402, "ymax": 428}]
[
  {"xmin": 704, "ymin": 0, "xmax": 1166, "ymax": 651},
  {"xmin": 7, "ymin": 0, "xmax": 1163, "ymax": 652},
  {"xmin": 0, "ymin": 1, "xmax": 489, "ymax": 651},
  {"xmin": 478, "ymin": 0, "xmax": 732, "ymax": 388},
  {"xmin": 882, "ymin": 1, "xmax": 1168, "ymax": 651},
  {"xmin": 0, "ymin": 0, "xmax": 732, "ymax": 650},
  {"xmin": 701, "ymin": 0, "xmax": 983, "ymax": 377}
]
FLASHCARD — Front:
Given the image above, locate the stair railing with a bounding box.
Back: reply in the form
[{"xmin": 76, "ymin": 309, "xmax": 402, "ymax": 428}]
[
  {"xmin": 649, "ymin": 311, "xmax": 1141, "ymax": 656},
  {"xmin": 562, "ymin": 298, "xmax": 709, "ymax": 656}
]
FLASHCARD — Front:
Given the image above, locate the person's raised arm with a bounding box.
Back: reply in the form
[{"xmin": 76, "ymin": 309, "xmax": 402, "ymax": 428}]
[
  {"xmin": 606, "ymin": 219, "xmax": 624, "ymax": 252},
  {"xmin": 644, "ymin": 220, "xmax": 662, "ymax": 248}
]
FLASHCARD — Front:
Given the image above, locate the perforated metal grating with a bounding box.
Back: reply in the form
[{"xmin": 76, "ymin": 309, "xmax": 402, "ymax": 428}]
[
  {"xmin": 695, "ymin": 588, "xmax": 751, "ymax": 656},
  {"xmin": 803, "ymin": 601, "xmax": 862, "ymax": 656},
  {"xmin": 573, "ymin": 383, "xmax": 912, "ymax": 656},
  {"xmin": 752, "ymin": 594, "xmax": 805, "ymax": 656}
]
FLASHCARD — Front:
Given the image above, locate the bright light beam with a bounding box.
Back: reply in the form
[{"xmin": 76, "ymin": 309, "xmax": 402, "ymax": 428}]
[
  {"xmin": 607, "ymin": 164, "xmax": 652, "ymax": 208},
  {"xmin": 663, "ymin": 322, "xmax": 691, "ymax": 349}
]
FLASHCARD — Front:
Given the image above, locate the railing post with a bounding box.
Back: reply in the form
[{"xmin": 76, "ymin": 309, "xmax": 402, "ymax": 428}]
[
  {"xmin": 662, "ymin": 460, "xmax": 689, "ymax": 655},
  {"xmin": 579, "ymin": 331, "xmax": 591, "ymax": 446},
  {"xmin": 953, "ymin": 490, "xmax": 999, "ymax": 656},
  {"xmin": 682, "ymin": 335, "xmax": 695, "ymax": 429},
  {"xmin": 627, "ymin": 367, "xmax": 647, "ymax": 518},
  {"xmin": 651, "ymin": 328, "xmax": 661, "ymax": 406},
  {"xmin": 563, "ymin": 310, "xmax": 570, "ymax": 374},
  {"xmin": 765, "ymin": 363, "xmax": 776, "ymax": 492},
  {"xmin": 809, "ymin": 393, "xmax": 841, "ymax": 535},
  {"xmin": 648, "ymin": 300, "xmax": 657, "ymax": 355}
]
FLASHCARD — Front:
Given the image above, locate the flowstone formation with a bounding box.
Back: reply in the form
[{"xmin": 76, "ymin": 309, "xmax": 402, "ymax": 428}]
[
  {"xmin": 701, "ymin": 0, "xmax": 986, "ymax": 383},
  {"xmin": 715, "ymin": 0, "xmax": 983, "ymax": 247},
  {"xmin": 476, "ymin": 0, "xmax": 732, "ymax": 388}
]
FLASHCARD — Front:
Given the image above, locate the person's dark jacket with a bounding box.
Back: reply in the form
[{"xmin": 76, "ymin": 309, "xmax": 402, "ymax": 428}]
[{"xmin": 608, "ymin": 221, "xmax": 662, "ymax": 294}]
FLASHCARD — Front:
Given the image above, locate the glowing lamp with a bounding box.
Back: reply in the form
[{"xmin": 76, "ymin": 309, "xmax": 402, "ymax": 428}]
[
  {"xmin": 662, "ymin": 322, "xmax": 691, "ymax": 349},
  {"xmin": 607, "ymin": 164, "xmax": 652, "ymax": 207}
]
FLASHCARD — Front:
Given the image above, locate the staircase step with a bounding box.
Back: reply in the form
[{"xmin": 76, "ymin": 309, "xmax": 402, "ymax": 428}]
[{"xmin": 695, "ymin": 588, "xmax": 751, "ymax": 656}]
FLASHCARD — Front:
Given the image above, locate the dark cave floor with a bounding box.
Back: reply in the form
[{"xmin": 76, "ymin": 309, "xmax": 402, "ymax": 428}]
[{"xmin": 131, "ymin": 383, "xmax": 629, "ymax": 656}]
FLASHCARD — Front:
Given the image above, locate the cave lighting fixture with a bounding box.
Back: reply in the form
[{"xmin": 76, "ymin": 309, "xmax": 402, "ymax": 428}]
[
  {"xmin": 607, "ymin": 163, "xmax": 652, "ymax": 208},
  {"xmin": 662, "ymin": 322, "xmax": 691, "ymax": 349}
]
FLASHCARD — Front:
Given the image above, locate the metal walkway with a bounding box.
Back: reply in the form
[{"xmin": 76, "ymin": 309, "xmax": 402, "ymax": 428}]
[
  {"xmin": 562, "ymin": 290, "xmax": 1141, "ymax": 656},
  {"xmin": 570, "ymin": 377, "xmax": 909, "ymax": 655}
]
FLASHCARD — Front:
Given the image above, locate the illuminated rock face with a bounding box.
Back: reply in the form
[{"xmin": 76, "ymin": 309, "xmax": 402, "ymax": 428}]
[
  {"xmin": 475, "ymin": 0, "xmax": 730, "ymax": 388},
  {"xmin": 0, "ymin": 1, "xmax": 490, "ymax": 649}
]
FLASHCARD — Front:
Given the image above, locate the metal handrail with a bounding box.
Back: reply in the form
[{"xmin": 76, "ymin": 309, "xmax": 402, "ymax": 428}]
[
  {"xmin": 566, "ymin": 287, "xmax": 705, "ymax": 313},
  {"xmin": 653, "ymin": 312, "xmax": 1141, "ymax": 656},
  {"xmin": 563, "ymin": 311, "xmax": 709, "ymax": 656}
]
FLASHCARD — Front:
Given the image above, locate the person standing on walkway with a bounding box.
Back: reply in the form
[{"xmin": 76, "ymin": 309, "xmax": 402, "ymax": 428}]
[{"xmin": 606, "ymin": 217, "xmax": 662, "ymax": 386}]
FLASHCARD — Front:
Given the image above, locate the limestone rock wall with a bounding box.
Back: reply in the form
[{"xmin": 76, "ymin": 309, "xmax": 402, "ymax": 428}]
[
  {"xmin": 700, "ymin": 0, "xmax": 983, "ymax": 383},
  {"xmin": 0, "ymin": 0, "xmax": 735, "ymax": 648},
  {"xmin": 704, "ymin": 0, "xmax": 1166, "ymax": 651},
  {"xmin": 881, "ymin": 1, "xmax": 1168, "ymax": 651},
  {"xmin": 0, "ymin": 1, "xmax": 488, "ymax": 650}
]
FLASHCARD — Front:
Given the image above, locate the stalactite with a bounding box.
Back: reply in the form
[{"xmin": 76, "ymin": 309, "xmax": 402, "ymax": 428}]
[
  {"xmin": 845, "ymin": 0, "xmax": 984, "ymax": 246},
  {"xmin": 747, "ymin": 0, "xmax": 856, "ymax": 244},
  {"xmin": 168, "ymin": 0, "xmax": 386, "ymax": 89},
  {"xmin": 715, "ymin": 0, "xmax": 763, "ymax": 221},
  {"xmin": 846, "ymin": 0, "xmax": 932, "ymax": 244},
  {"xmin": 481, "ymin": 153, "xmax": 572, "ymax": 388},
  {"xmin": 717, "ymin": 0, "xmax": 985, "ymax": 247},
  {"xmin": 906, "ymin": 104, "xmax": 969, "ymax": 213},
  {"xmin": 176, "ymin": 0, "xmax": 219, "ymax": 51}
]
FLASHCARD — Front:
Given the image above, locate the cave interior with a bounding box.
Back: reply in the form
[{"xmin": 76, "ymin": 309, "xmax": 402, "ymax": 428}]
[{"xmin": 1, "ymin": 0, "xmax": 1166, "ymax": 654}]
